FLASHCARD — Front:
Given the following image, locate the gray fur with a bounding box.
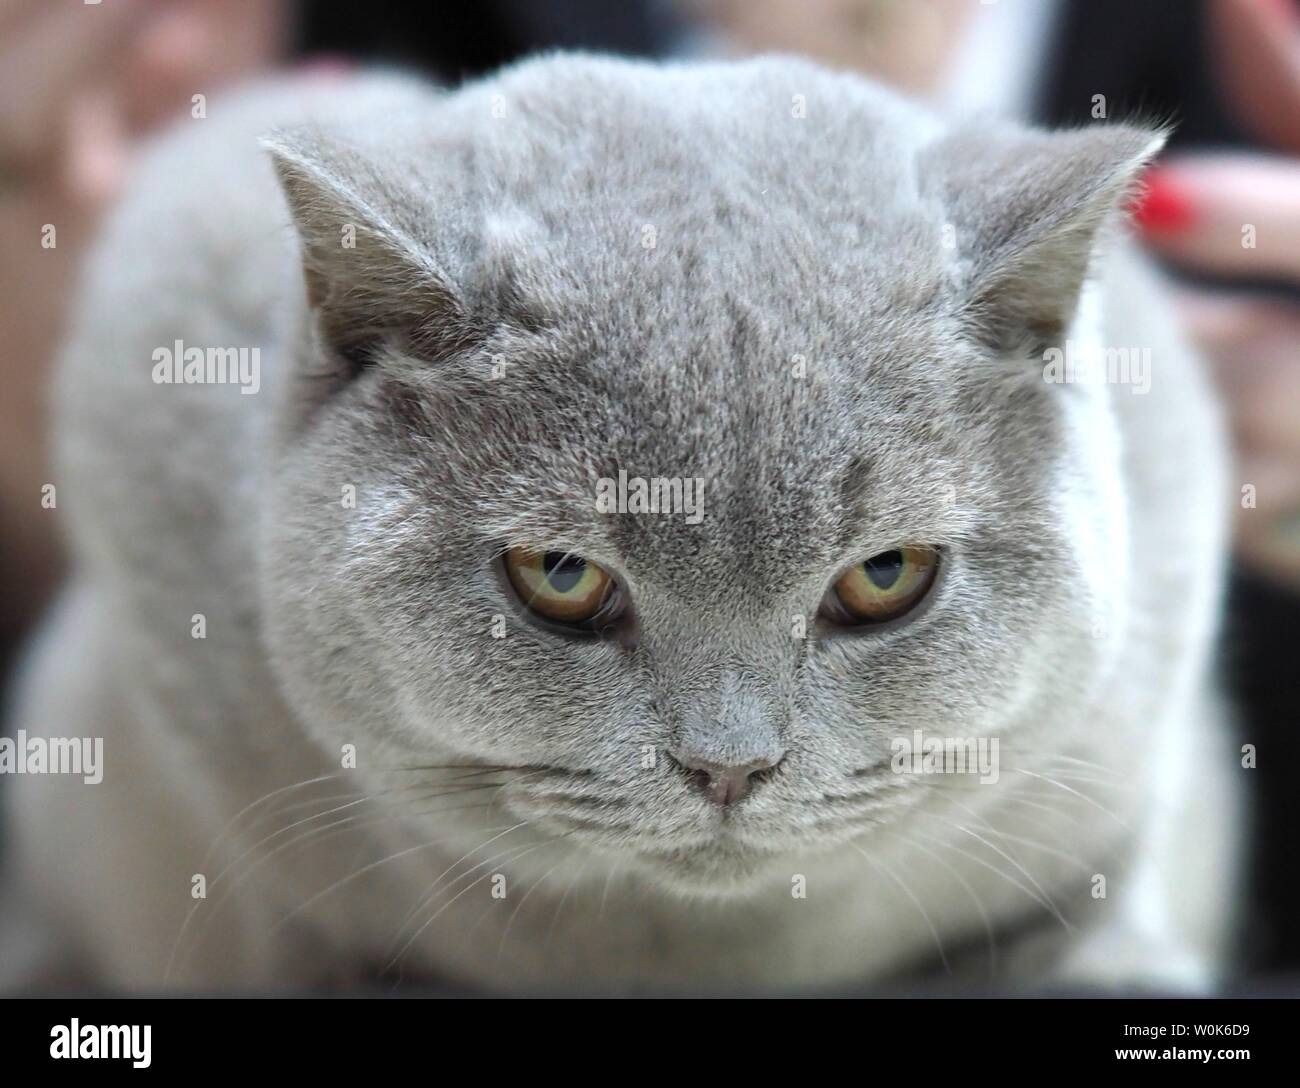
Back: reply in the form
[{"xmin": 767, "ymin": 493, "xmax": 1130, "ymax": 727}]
[{"xmin": 1, "ymin": 54, "xmax": 1237, "ymax": 992}]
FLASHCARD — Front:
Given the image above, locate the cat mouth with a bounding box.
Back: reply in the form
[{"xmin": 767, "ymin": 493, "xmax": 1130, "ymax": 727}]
[{"xmin": 512, "ymin": 789, "xmax": 841, "ymax": 891}]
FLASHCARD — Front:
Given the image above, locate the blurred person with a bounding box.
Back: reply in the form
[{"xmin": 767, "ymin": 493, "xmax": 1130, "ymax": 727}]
[
  {"xmin": 0, "ymin": 0, "xmax": 288, "ymax": 693},
  {"xmin": 1130, "ymin": 0, "xmax": 1300, "ymax": 587}
]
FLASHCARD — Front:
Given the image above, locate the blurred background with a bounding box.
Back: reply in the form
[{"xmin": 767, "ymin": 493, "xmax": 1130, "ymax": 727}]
[{"xmin": 1, "ymin": 0, "xmax": 1298, "ymax": 986}]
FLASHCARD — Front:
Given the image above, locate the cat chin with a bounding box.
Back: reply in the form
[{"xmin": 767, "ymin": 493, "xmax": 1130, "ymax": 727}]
[{"xmin": 622, "ymin": 842, "xmax": 793, "ymax": 899}]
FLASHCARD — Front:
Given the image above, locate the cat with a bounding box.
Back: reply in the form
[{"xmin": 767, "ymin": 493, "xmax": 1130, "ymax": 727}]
[{"xmin": 0, "ymin": 53, "xmax": 1239, "ymax": 993}]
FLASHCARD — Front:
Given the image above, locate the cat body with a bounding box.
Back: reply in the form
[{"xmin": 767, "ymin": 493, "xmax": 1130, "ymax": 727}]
[{"xmin": 1, "ymin": 55, "xmax": 1237, "ymax": 992}]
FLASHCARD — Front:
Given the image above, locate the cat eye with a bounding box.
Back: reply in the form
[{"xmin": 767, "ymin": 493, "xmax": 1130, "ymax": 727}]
[
  {"xmin": 820, "ymin": 546, "xmax": 940, "ymax": 626},
  {"xmin": 503, "ymin": 548, "xmax": 622, "ymax": 630}
]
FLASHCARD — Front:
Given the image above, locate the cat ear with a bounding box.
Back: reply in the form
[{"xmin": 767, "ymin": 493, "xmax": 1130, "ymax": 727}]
[
  {"xmin": 262, "ymin": 129, "xmax": 471, "ymax": 368},
  {"xmin": 924, "ymin": 122, "xmax": 1166, "ymax": 352}
]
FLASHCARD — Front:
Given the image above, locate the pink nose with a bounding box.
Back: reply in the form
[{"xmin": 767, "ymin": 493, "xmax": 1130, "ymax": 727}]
[{"xmin": 672, "ymin": 755, "xmax": 783, "ymax": 806}]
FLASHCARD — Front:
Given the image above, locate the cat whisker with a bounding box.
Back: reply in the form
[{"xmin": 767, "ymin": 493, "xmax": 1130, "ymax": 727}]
[
  {"xmin": 398, "ymin": 762, "xmax": 578, "ymax": 779},
  {"xmin": 387, "ymin": 834, "xmax": 571, "ymax": 976},
  {"xmin": 983, "ymin": 791, "xmax": 1081, "ymax": 821},
  {"xmin": 212, "ymin": 782, "xmax": 508, "ymax": 895},
  {"xmin": 946, "ymin": 823, "xmax": 1072, "ymax": 931},
  {"xmin": 387, "ymin": 766, "xmax": 555, "ymax": 937},
  {"xmin": 523, "ymin": 791, "xmax": 628, "ymax": 809},
  {"xmin": 390, "ymin": 819, "xmax": 534, "ymax": 940},
  {"xmin": 545, "ymin": 849, "xmax": 597, "ymax": 951},
  {"xmin": 907, "ymin": 825, "xmax": 1072, "ymax": 932},
  {"xmin": 169, "ymin": 790, "xmax": 386, "ymax": 982},
  {"xmin": 496, "ymin": 851, "xmax": 575, "ymax": 960},
  {"xmin": 537, "ymin": 813, "xmax": 639, "ymax": 834},
  {"xmin": 1013, "ymin": 769, "xmax": 1131, "ymax": 830},
  {"xmin": 269, "ymin": 819, "xmax": 522, "ymax": 939},
  {"xmin": 1014, "ymin": 767, "xmax": 1136, "ymax": 790},
  {"xmin": 196, "ymin": 765, "xmax": 517, "ymax": 884},
  {"xmin": 194, "ymin": 770, "xmax": 358, "ymax": 878},
  {"xmin": 598, "ymin": 855, "xmax": 626, "ymax": 925},
  {"xmin": 933, "ymin": 795, "xmax": 1089, "ymax": 868},
  {"xmin": 999, "ymin": 752, "xmax": 1124, "ymax": 778},
  {"xmin": 169, "ymin": 787, "xmax": 509, "ymax": 982},
  {"xmin": 849, "ymin": 842, "xmax": 951, "ymax": 975},
  {"xmin": 877, "ymin": 824, "xmax": 998, "ymax": 981},
  {"xmin": 256, "ymin": 779, "xmax": 508, "ymax": 826}
]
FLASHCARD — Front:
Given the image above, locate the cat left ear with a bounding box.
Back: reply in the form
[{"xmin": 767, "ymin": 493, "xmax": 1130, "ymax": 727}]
[
  {"xmin": 924, "ymin": 122, "xmax": 1166, "ymax": 353},
  {"xmin": 262, "ymin": 129, "xmax": 471, "ymax": 369}
]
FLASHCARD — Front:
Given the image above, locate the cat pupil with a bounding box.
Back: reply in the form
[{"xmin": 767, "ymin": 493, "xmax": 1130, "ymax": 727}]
[
  {"xmin": 864, "ymin": 550, "xmax": 904, "ymax": 590},
  {"xmin": 543, "ymin": 552, "xmax": 586, "ymax": 593}
]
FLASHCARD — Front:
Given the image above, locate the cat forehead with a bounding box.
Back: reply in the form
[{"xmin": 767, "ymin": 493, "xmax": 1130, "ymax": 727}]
[
  {"xmin": 431, "ymin": 61, "xmax": 980, "ymax": 585},
  {"xmin": 453, "ymin": 315, "xmax": 990, "ymax": 608},
  {"xmin": 433, "ymin": 63, "xmax": 969, "ymax": 467},
  {"xmin": 466, "ymin": 60, "xmax": 942, "ymax": 252},
  {"xmin": 466, "ymin": 52, "xmax": 940, "ymax": 165},
  {"xmin": 395, "ymin": 54, "xmax": 949, "ymax": 281},
  {"xmin": 471, "ymin": 247, "xmax": 970, "ymax": 478}
]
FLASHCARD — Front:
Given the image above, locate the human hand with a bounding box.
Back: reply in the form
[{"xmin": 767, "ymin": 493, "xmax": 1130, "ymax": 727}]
[{"xmin": 1134, "ymin": 0, "xmax": 1300, "ymax": 585}]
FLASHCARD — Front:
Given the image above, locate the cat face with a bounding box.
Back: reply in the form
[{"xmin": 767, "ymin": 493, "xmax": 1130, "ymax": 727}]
[{"xmin": 261, "ymin": 56, "xmax": 1160, "ymax": 893}]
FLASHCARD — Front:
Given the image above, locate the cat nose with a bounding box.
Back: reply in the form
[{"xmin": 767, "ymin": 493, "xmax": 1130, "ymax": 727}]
[{"xmin": 670, "ymin": 753, "xmax": 784, "ymax": 806}]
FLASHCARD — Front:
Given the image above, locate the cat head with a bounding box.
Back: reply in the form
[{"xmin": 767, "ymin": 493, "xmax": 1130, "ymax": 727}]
[{"xmin": 259, "ymin": 55, "xmax": 1161, "ymax": 893}]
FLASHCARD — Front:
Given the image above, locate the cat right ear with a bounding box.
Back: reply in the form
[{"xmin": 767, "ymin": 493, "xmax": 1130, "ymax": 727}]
[
  {"xmin": 262, "ymin": 129, "xmax": 470, "ymax": 372},
  {"xmin": 923, "ymin": 121, "xmax": 1166, "ymax": 355}
]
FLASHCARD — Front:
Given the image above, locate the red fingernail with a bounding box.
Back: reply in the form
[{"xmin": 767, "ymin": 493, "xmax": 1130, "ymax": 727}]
[{"xmin": 1130, "ymin": 166, "xmax": 1198, "ymax": 235}]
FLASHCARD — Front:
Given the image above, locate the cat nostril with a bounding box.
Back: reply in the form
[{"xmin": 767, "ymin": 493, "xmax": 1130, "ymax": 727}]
[{"xmin": 673, "ymin": 754, "xmax": 784, "ymax": 806}]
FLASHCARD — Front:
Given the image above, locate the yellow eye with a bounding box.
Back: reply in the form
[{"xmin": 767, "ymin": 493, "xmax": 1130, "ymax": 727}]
[
  {"xmin": 822, "ymin": 546, "xmax": 939, "ymax": 625},
  {"xmin": 504, "ymin": 548, "xmax": 617, "ymax": 627}
]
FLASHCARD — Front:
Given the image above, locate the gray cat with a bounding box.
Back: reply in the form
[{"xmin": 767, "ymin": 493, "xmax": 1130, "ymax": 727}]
[{"xmin": 1, "ymin": 54, "xmax": 1238, "ymax": 993}]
